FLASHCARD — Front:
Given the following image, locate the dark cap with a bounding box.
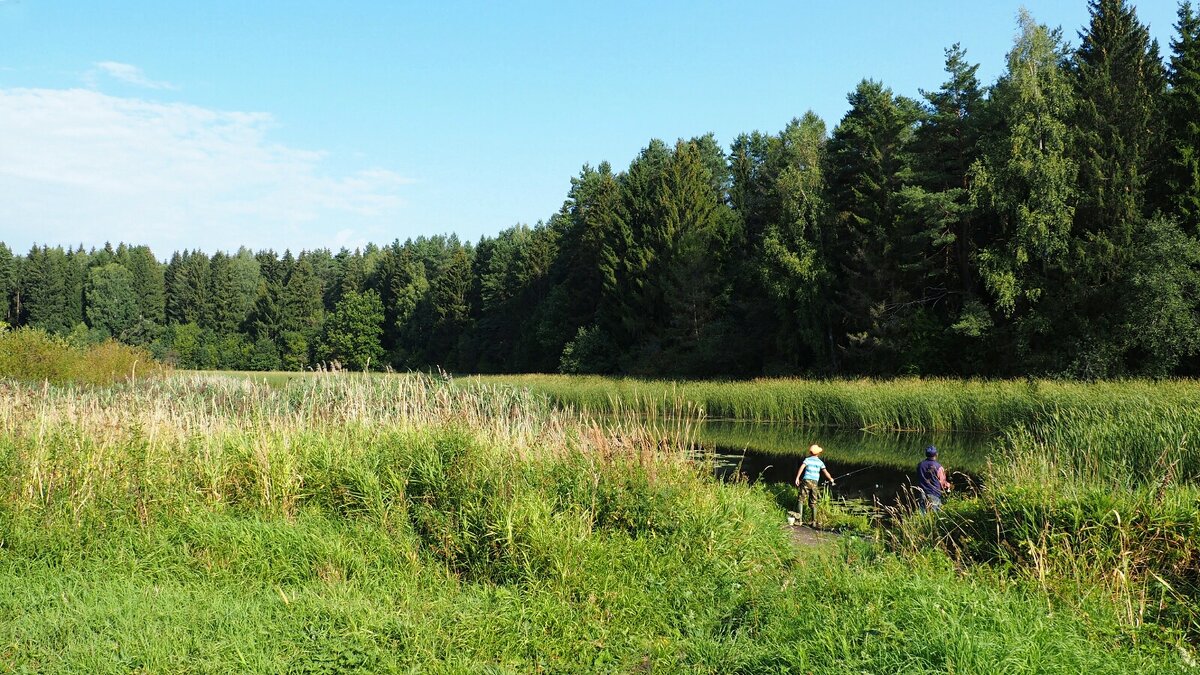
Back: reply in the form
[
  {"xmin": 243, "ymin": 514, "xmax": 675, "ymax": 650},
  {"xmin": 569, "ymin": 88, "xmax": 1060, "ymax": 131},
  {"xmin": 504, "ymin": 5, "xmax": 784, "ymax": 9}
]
[{"xmin": 925, "ymin": 445, "xmax": 938, "ymax": 457}]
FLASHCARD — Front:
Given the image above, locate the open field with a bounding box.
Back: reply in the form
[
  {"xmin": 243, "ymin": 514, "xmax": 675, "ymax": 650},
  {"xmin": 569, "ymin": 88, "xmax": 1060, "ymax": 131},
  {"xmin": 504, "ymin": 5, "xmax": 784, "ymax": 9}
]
[{"xmin": 0, "ymin": 373, "xmax": 1193, "ymax": 671}]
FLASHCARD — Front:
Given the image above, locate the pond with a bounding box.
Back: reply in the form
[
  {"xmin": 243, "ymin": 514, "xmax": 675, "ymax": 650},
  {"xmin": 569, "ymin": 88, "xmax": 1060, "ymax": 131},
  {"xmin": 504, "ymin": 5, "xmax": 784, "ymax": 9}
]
[{"xmin": 694, "ymin": 419, "xmax": 994, "ymax": 505}]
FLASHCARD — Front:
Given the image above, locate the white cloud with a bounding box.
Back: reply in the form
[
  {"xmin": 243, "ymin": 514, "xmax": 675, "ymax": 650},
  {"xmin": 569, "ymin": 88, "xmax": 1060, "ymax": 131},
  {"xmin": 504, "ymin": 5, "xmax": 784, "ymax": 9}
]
[
  {"xmin": 0, "ymin": 87, "xmax": 410, "ymax": 256},
  {"xmin": 89, "ymin": 61, "xmax": 177, "ymax": 90}
]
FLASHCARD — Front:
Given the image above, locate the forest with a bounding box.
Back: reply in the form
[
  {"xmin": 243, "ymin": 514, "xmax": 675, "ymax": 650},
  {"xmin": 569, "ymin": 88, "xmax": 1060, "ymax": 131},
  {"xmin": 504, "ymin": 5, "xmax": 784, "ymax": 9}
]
[{"xmin": 2, "ymin": 1, "xmax": 1198, "ymax": 379}]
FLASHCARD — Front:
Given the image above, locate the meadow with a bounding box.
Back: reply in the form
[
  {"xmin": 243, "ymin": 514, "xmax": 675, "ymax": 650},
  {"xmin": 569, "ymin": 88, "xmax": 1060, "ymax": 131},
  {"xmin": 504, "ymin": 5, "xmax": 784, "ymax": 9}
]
[{"xmin": 0, "ymin": 372, "xmax": 1194, "ymax": 672}]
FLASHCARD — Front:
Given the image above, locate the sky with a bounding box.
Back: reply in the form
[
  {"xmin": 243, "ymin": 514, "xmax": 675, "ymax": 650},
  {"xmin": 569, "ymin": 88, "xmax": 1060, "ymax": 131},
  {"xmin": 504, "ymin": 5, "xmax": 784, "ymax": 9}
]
[{"xmin": 0, "ymin": 0, "xmax": 1184, "ymax": 257}]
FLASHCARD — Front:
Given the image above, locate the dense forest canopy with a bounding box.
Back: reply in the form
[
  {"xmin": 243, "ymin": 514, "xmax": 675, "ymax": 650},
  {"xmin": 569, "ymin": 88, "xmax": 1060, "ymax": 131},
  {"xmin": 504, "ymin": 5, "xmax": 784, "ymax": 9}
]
[{"xmin": 3, "ymin": 0, "xmax": 1199, "ymax": 378}]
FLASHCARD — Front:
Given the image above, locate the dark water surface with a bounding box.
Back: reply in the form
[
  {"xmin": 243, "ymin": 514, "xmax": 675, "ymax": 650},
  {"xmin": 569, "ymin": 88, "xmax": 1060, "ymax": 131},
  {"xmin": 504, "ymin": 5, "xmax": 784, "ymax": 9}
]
[{"xmin": 695, "ymin": 420, "xmax": 992, "ymax": 505}]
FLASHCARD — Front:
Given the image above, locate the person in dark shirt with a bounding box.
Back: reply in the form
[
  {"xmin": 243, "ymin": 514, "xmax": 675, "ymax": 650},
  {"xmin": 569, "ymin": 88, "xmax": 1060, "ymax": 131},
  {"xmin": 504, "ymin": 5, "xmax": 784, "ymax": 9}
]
[{"xmin": 916, "ymin": 445, "xmax": 952, "ymax": 512}]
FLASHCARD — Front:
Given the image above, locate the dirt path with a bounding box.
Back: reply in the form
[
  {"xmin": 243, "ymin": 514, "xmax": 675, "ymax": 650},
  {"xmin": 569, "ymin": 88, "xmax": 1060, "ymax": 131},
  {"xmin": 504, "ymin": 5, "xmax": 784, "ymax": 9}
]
[{"xmin": 784, "ymin": 511, "xmax": 839, "ymax": 548}]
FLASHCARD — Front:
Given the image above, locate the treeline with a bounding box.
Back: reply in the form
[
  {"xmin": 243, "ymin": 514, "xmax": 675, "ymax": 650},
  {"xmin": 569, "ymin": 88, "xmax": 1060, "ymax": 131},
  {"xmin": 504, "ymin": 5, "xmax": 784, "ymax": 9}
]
[{"xmin": 2, "ymin": 1, "xmax": 1199, "ymax": 378}]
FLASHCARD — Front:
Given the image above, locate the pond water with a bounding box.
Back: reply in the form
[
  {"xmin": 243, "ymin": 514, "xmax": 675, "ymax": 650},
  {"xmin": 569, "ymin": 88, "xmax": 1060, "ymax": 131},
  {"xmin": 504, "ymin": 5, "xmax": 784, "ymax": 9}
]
[{"xmin": 694, "ymin": 419, "xmax": 994, "ymax": 505}]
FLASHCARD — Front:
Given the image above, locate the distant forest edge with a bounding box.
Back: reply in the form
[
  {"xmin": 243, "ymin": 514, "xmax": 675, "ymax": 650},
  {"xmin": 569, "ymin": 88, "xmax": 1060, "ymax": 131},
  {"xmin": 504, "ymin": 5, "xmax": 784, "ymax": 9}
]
[{"xmin": 3, "ymin": 1, "xmax": 1199, "ymax": 378}]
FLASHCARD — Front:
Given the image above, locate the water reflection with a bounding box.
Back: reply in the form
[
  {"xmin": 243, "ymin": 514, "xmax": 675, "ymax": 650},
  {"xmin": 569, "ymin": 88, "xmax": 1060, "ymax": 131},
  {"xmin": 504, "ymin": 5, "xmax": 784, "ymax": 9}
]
[{"xmin": 695, "ymin": 419, "xmax": 992, "ymax": 503}]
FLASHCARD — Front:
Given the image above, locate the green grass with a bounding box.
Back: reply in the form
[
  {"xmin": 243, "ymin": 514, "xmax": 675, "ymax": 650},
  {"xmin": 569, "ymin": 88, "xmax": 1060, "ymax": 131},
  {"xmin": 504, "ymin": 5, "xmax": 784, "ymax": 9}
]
[
  {"xmin": 0, "ymin": 373, "xmax": 1191, "ymax": 671},
  {"xmin": 1, "ymin": 532, "xmax": 1182, "ymax": 673},
  {"xmin": 471, "ymin": 374, "xmax": 1200, "ymax": 436}
]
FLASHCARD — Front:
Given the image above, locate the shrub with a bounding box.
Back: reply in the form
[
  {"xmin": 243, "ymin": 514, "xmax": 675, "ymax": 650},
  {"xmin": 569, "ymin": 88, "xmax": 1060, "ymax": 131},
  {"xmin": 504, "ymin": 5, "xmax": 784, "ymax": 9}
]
[{"xmin": 0, "ymin": 327, "xmax": 161, "ymax": 385}]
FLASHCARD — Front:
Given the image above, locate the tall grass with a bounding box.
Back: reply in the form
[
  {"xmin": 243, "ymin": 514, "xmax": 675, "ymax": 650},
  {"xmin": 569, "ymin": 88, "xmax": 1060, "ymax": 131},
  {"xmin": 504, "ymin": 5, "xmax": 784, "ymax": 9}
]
[
  {"xmin": 892, "ymin": 404, "xmax": 1200, "ymax": 638},
  {"xmin": 475, "ymin": 374, "xmax": 1200, "ymax": 640},
  {"xmin": 474, "ymin": 374, "xmax": 1200, "ymax": 435},
  {"xmin": 0, "ymin": 373, "xmax": 1189, "ymax": 671}
]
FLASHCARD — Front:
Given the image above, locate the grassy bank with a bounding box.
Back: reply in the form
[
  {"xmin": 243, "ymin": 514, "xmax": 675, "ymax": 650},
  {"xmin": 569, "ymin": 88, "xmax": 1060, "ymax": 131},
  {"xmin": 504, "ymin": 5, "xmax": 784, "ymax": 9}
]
[
  {"xmin": 473, "ymin": 374, "xmax": 1200, "ymax": 434},
  {"xmin": 476, "ymin": 374, "xmax": 1200, "ymax": 642},
  {"xmin": 0, "ymin": 374, "xmax": 1190, "ymax": 671},
  {"xmin": 897, "ymin": 406, "xmax": 1200, "ymax": 640}
]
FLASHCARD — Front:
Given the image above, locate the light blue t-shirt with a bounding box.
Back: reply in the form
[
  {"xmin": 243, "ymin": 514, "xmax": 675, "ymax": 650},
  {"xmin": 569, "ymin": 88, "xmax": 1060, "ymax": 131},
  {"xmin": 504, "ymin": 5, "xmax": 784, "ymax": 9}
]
[{"xmin": 801, "ymin": 456, "xmax": 825, "ymax": 482}]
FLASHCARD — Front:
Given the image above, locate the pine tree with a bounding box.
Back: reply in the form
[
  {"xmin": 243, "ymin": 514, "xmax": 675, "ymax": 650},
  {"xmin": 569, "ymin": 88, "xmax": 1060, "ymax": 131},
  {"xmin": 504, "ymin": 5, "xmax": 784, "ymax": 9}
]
[
  {"xmin": 891, "ymin": 45, "xmax": 990, "ymax": 371},
  {"xmin": 909, "ymin": 44, "xmax": 985, "ymax": 296}
]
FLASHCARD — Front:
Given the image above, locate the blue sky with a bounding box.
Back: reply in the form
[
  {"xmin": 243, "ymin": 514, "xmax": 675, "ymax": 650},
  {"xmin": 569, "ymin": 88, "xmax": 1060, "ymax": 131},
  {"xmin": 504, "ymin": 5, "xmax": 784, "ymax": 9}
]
[{"xmin": 0, "ymin": 0, "xmax": 1182, "ymax": 257}]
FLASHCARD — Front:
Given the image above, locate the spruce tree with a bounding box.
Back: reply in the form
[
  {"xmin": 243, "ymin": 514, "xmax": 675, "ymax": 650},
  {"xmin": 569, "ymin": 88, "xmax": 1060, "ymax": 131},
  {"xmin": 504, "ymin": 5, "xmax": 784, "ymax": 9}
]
[
  {"xmin": 0, "ymin": 243, "xmax": 14, "ymax": 326},
  {"xmin": 166, "ymin": 250, "xmax": 211, "ymax": 327},
  {"xmin": 64, "ymin": 246, "xmax": 88, "ymax": 330},
  {"xmin": 122, "ymin": 245, "xmax": 166, "ymax": 324},
  {"xmin": 1072, "ymin": 0, "xmax": 1165, "ymax": 262},
  {"xmin": 826, "ymin": 79, "xmax": 921, "ymax": 372},
  {"xmin": 246, "ymin": 279, "xmax": 283, "ymax": 343},
  {"xmin": 545, "ymin": 162, "xmax": 624, "ymax": 361},
  {"xmin": 659, "ymin": 139, "xmax": 729, "ymax": 373},
  {"xmin": 1165, "ymin": 2, "xmax": 1200, "ymax": 234},
  {"xmin": 208, "ymin": 249, "xmax": 261, "ymax": 335},
  {"xmin": 428, "ymin": 245, "xmax": 473, "ymax": 366},
  {"xmin": 21, "ymin": 246, "xmax": 71, "ymax": 334},
  {"xmin": 281, "ymin": 256, "xmax": 325, "ymax": 336},
  {"xmin": 1063, "ymin": 0, "xmax": 1172, "ymax": 375}
]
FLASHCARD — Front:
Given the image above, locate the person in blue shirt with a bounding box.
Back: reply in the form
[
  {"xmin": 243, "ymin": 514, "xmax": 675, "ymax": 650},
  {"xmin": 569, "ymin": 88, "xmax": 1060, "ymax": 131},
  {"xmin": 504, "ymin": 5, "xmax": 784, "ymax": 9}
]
[
  {"xmin": 916, "ymin": 445, "xmax": 952, "ymax": 512},
  {"xmin": 793, "ymin": 444, "xmax": 835, "ymax": 527}
]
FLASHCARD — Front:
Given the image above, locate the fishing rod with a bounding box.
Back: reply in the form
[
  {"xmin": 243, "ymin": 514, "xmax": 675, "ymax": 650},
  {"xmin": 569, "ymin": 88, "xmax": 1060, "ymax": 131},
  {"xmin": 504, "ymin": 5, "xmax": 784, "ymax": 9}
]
[{"xmin": 830, "ymin": 465, "xmax": 880, "ymax": 482}]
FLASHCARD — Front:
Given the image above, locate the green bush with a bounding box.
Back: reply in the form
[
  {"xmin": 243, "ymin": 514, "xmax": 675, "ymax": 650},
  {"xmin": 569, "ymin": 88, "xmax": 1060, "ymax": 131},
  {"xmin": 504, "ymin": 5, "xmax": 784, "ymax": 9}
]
[
  {"xmin": 0, "ymin": 327, "xmax": 161, "ymax": 385},
  {"xmin": 0, "ymin": 327, "xmax": 76, "ymax": 383}
]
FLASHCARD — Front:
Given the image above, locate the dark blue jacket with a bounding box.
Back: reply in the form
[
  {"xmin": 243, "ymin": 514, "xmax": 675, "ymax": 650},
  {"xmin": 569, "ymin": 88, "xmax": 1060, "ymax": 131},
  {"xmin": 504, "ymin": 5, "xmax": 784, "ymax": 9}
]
[{"xmin": 917, "ymin": 458, "xmax": 944, "ymax": 497}]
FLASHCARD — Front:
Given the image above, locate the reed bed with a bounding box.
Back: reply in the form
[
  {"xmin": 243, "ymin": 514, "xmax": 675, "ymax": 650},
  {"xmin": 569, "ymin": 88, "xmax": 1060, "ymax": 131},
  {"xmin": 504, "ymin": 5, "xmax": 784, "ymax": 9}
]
[{"xmin": 473, "ymin": 374, "xmax": 1200, "ymax": 434}]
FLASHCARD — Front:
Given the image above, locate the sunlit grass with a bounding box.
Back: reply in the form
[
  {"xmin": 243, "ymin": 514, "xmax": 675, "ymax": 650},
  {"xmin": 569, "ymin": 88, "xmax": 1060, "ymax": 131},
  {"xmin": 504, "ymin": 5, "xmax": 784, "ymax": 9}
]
[{"xmin": 0, "ymin": 372, "xmax": 1192, "ymax": 670}]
